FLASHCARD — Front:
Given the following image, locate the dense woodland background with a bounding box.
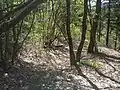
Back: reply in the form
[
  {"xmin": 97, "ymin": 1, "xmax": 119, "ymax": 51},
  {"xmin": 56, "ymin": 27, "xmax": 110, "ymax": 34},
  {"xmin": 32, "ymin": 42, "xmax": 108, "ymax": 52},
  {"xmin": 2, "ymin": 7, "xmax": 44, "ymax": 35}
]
[{"xmin": 0, "ymin": 0, "xmax": 120, "ymax": 90}]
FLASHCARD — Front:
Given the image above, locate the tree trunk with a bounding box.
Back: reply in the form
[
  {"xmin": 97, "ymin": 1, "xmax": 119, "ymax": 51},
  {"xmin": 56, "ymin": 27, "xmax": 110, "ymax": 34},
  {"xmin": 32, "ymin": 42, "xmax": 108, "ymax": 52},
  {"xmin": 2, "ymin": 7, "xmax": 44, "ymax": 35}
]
[
  {"xmin": 106, "ymin": 0, "xmax": 111, "ymax": 47},
  {"xmin": 114, "ymin": 30, "xmax": 117, "ymax": 50},
  {"xmin": 66, "ymin": 0, "xmax": 76, "ymax": 66},
  {"xmin": 88, "ymin": 0, "xmax": 101, "ymax": 53},
  {"xmin": 76, "ymin": 0, "xmax": 88, "ymax": 62},
  {"xmin": 0, "ymin": 0, "xmax": 45, "ymax": 34},
  {"xmin": 97, "ymin": 6, "xmax": 102, "ymax": 42}
]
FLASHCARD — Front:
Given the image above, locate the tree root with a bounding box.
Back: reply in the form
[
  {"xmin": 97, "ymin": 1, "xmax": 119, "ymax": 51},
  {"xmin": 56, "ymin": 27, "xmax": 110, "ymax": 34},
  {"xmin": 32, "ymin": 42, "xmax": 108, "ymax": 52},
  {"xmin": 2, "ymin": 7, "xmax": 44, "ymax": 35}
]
[
  {"xmin": 104, "ymin": 59, "xmax": 116, "ymax": 71},
  {"xmin": 95, "ymin": 69, "xmax": 120, "ymax": 84},
  {"xmin": 75, "ymin": 64, "xmax": 100, "ymax": 90},
  {"xmin": 95, "ymin": 52, "xmax": 120, "ymax": 60},
  {"xmin": 104, "ymin": 57, "xmax": 120, "ymax": 63}
]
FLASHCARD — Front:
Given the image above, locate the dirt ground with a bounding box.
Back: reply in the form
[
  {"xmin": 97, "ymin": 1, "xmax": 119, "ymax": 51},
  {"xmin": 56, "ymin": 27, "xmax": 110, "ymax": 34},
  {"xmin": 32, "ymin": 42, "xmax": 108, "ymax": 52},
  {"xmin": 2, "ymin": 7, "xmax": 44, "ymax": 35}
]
[{"xmin": 0, "ymin": 44, "xmax": 120, "ymax": 90}]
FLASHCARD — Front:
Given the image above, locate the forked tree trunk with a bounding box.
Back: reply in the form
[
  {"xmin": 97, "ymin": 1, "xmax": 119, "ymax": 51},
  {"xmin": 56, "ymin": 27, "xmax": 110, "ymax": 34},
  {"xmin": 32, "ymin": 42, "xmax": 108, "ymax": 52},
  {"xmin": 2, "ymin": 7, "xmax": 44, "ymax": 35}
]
[
  {"xmin": 88, "ymin": 0, "xmax": 101, "ymax": 53},
  {"xmin": 65, "ymin": 1, "xmax": 100, "ymax": 89}
]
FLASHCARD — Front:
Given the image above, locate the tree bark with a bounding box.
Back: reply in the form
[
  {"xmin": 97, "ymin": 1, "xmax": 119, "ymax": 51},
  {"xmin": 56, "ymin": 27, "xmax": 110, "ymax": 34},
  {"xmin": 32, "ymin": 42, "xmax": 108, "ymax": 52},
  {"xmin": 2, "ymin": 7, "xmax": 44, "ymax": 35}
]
[
  {"xmin": 76, "ymin": 0, "xmax": 88, "ymax": 62},
  {"xmin": 0, "ymin": 0, "xmax": 45, "ymax": 34},
  {"xmin": 88, "ymin": 0, "xmax": 101, "ymax": 53},
  {"xmin": 106, "ymin": 0, "xmax": 111, "ymax": 47},
  {"xmin": 66, "ymin": 0, "xmax": 76, "ymax": 65}
]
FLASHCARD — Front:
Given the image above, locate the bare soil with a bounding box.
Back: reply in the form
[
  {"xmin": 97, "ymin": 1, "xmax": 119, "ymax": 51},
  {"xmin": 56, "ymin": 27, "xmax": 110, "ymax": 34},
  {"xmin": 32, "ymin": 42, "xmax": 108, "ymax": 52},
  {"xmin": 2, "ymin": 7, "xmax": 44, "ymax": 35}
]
[{"xmin": 1, "ymin": 44, "xmax": 120, "ymax": 90}]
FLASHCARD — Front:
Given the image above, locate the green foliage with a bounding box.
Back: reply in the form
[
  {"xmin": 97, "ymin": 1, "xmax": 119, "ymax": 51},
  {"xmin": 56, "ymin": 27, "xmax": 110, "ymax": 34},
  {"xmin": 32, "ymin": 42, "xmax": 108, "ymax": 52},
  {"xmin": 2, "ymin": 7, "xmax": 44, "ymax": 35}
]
[
  {"xmin": 71, "ymin": 24, "xmax": 80, "ymax": 39},
  {"xmin": 27, "ymin": 0, "xmax": 84, "ymax": 43},
  {"xmin": 78, "ymin": 60, "xmax": 103, "ymax": 69}
]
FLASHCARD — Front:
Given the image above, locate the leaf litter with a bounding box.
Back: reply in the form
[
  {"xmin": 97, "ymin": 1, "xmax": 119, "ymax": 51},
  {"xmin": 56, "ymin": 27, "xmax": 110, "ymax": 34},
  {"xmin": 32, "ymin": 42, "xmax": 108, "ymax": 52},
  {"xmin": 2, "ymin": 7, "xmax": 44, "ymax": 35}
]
[{"xmin": 0, "ymin": 44, "xmax": 120, "ymax": 90}]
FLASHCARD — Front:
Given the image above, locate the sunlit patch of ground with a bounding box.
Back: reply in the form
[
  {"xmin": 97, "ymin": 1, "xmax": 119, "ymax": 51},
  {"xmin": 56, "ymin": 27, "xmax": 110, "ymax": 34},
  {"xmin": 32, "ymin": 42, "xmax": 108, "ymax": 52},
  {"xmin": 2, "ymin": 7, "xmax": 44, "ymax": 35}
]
[{"xmin": 1, "ymin": 44, "xmax": 120, "ymax": 90}]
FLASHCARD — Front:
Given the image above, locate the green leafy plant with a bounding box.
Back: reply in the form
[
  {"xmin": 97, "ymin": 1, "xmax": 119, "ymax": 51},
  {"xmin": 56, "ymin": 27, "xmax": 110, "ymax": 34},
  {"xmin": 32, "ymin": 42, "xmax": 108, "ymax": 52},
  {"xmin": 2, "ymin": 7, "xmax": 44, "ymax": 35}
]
[{"xmin": 78, "ymin": 60, "xmax": 103, "ymax": 69}]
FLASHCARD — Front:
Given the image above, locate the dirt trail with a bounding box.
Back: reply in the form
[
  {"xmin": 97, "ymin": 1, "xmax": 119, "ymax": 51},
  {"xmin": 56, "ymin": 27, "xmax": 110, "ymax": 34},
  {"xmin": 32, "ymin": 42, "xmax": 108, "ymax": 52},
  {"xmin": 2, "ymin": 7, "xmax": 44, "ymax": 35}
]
[{"xmin": 1, "ymin": 44, "xmax": 120, "ymax": 90}]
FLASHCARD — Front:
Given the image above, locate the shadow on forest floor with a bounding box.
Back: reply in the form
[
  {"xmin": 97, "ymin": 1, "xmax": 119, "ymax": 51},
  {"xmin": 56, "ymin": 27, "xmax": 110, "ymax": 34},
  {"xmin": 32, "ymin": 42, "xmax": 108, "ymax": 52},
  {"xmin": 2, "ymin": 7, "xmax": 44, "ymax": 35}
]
[
  {"xmin": 1, "ymin": 44, "xmax": 120, "ymax": 90},
  {"xmin": 0, "ymin": 59, "xmax": 93, "ymax": 90}
]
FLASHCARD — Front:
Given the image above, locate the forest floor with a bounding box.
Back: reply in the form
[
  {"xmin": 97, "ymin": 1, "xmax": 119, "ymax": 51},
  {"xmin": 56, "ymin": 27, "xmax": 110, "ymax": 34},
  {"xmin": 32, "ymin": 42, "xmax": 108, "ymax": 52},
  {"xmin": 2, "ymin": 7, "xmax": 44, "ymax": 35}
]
[{"xmin": 1, "ymin": 43, "xmax": 120, "ymax": 90}]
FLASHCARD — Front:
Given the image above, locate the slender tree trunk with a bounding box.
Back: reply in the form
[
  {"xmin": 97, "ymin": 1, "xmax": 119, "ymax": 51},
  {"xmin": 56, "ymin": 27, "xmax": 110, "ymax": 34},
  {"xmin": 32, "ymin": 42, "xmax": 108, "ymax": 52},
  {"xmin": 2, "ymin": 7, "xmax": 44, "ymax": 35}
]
[
  {"xmin": 114, "ymin": 30, "xmax": 117, "ymax": 50},
  {"xmin": 76, "ymin": 0, "xmax": 88, "ymax": 62},
  {"xmin": 88, "ymin": 0, "xmax": 101, "ymax": 53},
  {"xmin": 88, "ymin": 0, "xmax": 93, "ymax": 27},
  {"xmin": 66, "ymin": 0, "xmax": 75, "ymax": 65},
  {"xmin": 106, "ymin": 0, "xmax": 110, "ymax": 47},
  {"xmin": 114, "ymin": 17, "xmax": 119, "ymax": 50},
  {"xmin": 98, "ymin": 6, "xmax": 101, "ymax": 42}
]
